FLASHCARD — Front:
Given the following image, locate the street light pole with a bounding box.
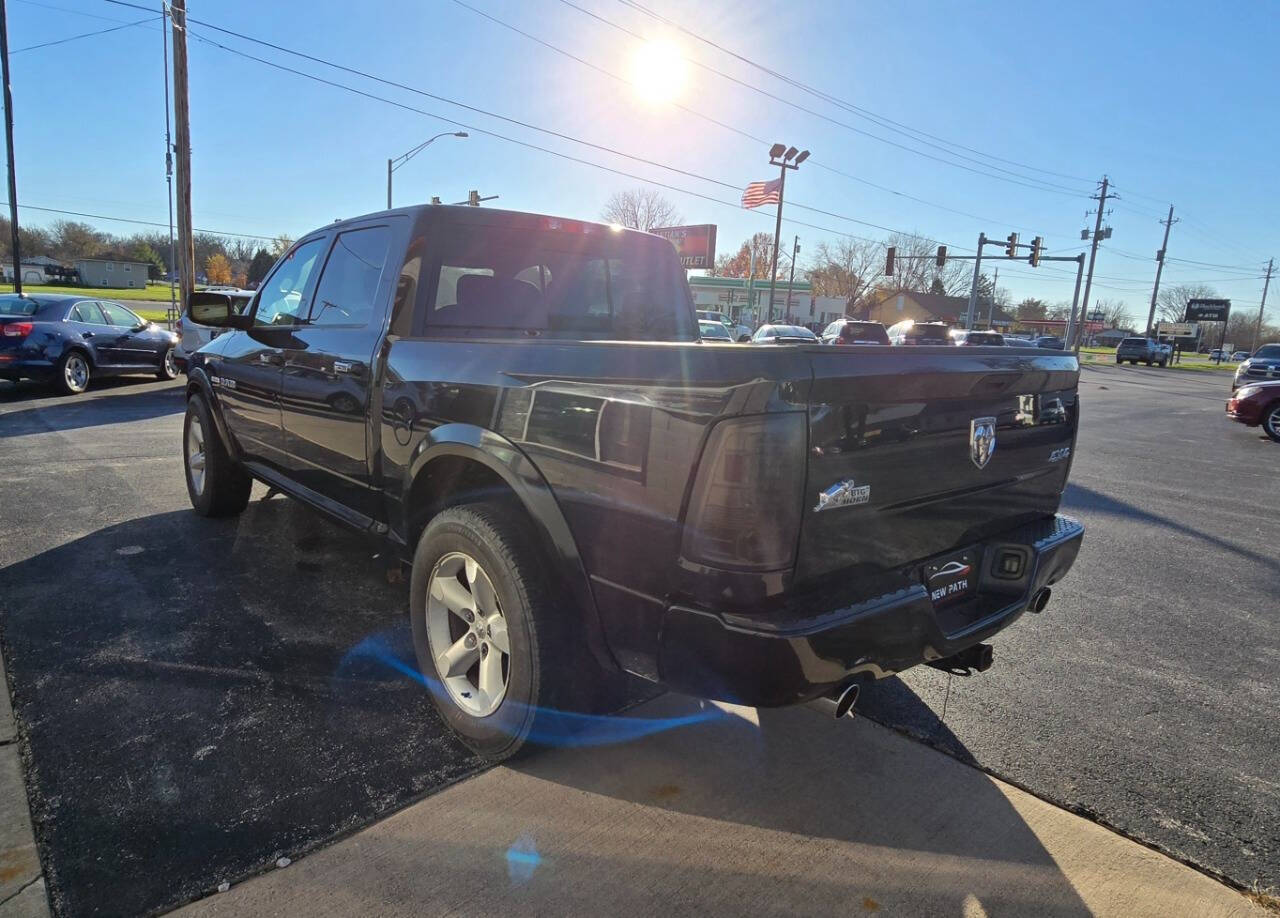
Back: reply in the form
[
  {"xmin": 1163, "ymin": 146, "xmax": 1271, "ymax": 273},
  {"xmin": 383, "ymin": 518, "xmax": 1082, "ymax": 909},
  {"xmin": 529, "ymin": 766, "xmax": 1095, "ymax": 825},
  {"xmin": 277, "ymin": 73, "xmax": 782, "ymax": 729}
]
[
  {"xmin": 1, "ymin": 0, "xmax": 22, "ymax": 294},
  {"xmin": 386, "ymin": 131, "xmax": 467, "ymax": 209},
  {"xmin": 765, "ymin": 143, "xmax": 808, "ymax": 323},
  {"xmin": 785, "ymin": 235, "xmax": 799, "ymax": 322}
]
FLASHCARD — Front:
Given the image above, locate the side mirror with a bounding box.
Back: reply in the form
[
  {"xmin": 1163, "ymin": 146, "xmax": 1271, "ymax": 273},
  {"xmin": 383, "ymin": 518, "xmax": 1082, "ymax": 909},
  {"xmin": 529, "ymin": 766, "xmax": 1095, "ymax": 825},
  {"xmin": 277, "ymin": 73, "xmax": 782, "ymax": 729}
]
[{"xmin": 189, "ymin": 292, "xmax": 252, "ymax": 329}]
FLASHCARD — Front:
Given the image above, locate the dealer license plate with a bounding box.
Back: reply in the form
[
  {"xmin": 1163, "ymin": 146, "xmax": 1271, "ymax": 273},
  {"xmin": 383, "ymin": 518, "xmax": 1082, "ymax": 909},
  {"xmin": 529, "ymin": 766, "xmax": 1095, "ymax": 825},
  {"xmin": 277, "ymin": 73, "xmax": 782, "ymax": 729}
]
[{"xmin": 922, "ymin": 548, "xmax": 980, "ymax": 606}]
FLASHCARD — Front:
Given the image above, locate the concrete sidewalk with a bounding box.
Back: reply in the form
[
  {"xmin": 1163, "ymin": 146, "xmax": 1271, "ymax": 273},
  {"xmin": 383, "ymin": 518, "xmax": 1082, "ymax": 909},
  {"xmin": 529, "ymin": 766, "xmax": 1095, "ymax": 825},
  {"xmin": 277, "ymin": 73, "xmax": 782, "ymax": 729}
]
[
  {"xmin": 0, "ymin": 654, "xmax": 48, "ymax": 918},
  {"xmin": 177, "ymin": 696, "xmax": 1263, "ymax": 918}
]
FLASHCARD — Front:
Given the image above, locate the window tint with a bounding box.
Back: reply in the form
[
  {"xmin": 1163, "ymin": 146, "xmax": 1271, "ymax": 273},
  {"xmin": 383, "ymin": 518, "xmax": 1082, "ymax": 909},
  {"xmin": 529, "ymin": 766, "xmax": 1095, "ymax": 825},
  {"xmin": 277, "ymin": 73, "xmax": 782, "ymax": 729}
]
[
  {"xmin": 99, "ymin": 302, "xmax": 141, "ymax": 327},
  {"xmin": 309, "ymin": 226, "xmax": 392, "ymax": 327},
  {"xmin": 425, "ymin": 226, "xmax": 694, "ymax": 341},
  {"xmin": 70, "ymin": 301, "xmax": 105, "ymax": 323},
  {"xmin": 254, "ymin": 237, "xmax": 326, "ymax": 326}
]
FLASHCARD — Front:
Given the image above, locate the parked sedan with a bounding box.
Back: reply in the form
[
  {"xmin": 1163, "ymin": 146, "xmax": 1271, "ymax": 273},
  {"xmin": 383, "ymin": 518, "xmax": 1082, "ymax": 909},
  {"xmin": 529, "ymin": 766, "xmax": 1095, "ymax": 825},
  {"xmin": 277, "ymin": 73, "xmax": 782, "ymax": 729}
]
[
  {"xmin": 1226, "ymin": 380, "xmax": 1280, "ymax": 442},
  {"xmin": 0, "ymin": 293, "xmax": 179, "ymax": 394},
  {"xmin": 750, "ymin": 324, "xmax": 818, "ymax": 344}
]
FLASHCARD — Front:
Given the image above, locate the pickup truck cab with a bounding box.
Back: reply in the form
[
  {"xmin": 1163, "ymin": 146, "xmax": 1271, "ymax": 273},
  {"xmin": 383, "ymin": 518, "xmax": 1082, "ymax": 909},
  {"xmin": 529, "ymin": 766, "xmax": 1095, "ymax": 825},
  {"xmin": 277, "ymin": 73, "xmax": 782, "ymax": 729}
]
[{"xmin": 182, "ymin": 205, "xmax": 1083, "ymax": 759}]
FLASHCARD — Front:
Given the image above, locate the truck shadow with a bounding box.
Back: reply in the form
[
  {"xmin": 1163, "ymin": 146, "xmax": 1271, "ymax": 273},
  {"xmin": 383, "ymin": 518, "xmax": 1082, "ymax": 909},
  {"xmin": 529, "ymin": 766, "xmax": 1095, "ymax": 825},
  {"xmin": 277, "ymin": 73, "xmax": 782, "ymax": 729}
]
[
  {"xmin": 0, "ymin": 377, "xmax": 184, "ymax": 437},
  {"xmin": 510, "ymin": 692, "xmax": 1093, "ymax": 916}
]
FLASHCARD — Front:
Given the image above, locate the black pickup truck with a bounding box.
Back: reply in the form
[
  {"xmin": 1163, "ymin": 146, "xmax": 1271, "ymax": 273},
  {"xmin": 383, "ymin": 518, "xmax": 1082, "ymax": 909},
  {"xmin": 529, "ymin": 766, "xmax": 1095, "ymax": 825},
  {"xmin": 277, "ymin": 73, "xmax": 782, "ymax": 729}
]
[{"xmin": 182, "ymin": 205, "xmax": 1083, "ymax": 759}]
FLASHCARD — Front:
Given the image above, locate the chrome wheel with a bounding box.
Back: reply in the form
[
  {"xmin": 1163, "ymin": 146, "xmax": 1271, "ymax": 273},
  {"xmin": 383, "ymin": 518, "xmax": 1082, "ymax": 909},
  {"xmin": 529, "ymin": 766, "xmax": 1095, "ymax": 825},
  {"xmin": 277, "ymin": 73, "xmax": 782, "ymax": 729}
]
[
  {"xmin": 1265, "ymin": 405, "xmax": 1280, "ymax": 439},
  {"xmin": 64, "ymin": 354, "xmax": 89, "ymax": 392},
  {"xmin": 186, "ymin": 414, "xmax": 206, "ymax": 496},
  {"xmin": 425, "ymin": 551, "xmax": 510, "ymax": 717},
  {"xmin": 164, "ymin": 348, "xmax": 177, "ymax": 377}
]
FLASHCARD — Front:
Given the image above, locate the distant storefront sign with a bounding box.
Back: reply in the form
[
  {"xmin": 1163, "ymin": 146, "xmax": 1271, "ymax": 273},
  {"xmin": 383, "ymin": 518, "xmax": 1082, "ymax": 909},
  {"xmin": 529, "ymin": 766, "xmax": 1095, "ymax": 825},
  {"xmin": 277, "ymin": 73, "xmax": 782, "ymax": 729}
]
[
  {"xmin": 650, "ymin": 224, "xmax": 717, "ymax": 270},
  {"xmin": 1156, "ymin": 321, "xmax": 1195, "ymax": 338},
  {"xmin": 1185, "ymin": 298, "xmax": 1230, "ymax": 322}
]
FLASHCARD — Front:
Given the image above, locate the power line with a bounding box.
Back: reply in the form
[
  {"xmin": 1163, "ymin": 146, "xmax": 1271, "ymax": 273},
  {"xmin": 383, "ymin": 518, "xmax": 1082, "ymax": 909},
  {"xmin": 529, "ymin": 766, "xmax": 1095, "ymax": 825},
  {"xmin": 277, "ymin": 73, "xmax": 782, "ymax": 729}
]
[
  {"xmin": 448, "ymin": 0, "xmax": 1063, "ymax": 237},
  {"xmin": 553, "ymin": 0, "xmax": 1092, "ymax": 199},
  {"xmin": 9, "ymin": 14, "xmax": 156, "ymax": 54},
  {"xmin": 177, "ymin": 17, "xmax": 977, "ymax": 250},
  {"xmin": 2, "ymin": 201, "xmax": 276, "ymax": 239},
  {"xmin": 611, "ymin": 0, "xmax": 1097, "ymax": 186}
]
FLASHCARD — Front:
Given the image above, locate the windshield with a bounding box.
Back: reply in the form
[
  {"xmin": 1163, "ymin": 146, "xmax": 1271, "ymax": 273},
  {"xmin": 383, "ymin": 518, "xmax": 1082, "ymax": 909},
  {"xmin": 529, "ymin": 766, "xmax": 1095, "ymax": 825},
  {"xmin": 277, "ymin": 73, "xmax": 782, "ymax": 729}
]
[
  {"xmin": 1120, "ymin": 338, "xmax": 1147, "ymax": 346},
  {"xmin": 698, "ymin": 321, "xmax": 731, "ymax": 340},
  {"xmin": 1253, "ymin": 344, "xmax": 1280, "ymax": 358},
  {"xmin": 839, "ymin": 323, "xmax": 890, "ymax": 344}
]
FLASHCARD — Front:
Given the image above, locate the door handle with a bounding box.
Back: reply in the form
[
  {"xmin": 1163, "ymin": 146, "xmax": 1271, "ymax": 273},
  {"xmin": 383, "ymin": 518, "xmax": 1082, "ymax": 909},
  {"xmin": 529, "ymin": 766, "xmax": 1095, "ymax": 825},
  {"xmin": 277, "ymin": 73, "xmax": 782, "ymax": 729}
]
[
  {"xmin": 82, "ymin": 332, "xmax": 95, "ymax": 338},
  {"xmin": 333, "ymin": 361, "xmax": 353, "ymax": 374}
]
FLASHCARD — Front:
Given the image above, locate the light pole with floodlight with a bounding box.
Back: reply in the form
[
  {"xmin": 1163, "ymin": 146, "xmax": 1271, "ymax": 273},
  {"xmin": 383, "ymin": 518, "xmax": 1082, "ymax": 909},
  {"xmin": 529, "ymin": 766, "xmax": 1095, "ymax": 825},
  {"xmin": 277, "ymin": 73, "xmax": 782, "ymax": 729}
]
[{"xmin": 765, "ymin": 143, "xmax": 808, "ymax": 322}]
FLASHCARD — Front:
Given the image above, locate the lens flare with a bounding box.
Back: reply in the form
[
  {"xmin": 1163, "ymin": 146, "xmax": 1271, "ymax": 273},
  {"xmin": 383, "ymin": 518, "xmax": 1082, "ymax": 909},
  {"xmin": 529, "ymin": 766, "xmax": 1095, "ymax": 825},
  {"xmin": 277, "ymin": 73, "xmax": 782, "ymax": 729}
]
[
  {"xmin": 627, "ymin": 39, "xmax": 688, "ymax": 103},
  {"xmin": 337, "ymin": 631, "xmax": 727, "ymax": 748}
]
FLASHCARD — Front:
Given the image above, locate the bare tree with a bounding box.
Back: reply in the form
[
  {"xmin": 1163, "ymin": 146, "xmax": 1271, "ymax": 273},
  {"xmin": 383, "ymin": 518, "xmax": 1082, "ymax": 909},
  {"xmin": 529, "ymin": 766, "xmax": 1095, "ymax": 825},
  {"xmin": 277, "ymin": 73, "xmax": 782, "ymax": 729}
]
[
  {"xmin": 807, "ymin": 236, "xmax": 883, "ymax": 315},
  {"xmin": 1092, "ymin": 298, "xmax": 1133, "ymax": 329},
  {"xmin": 1156, "ymin": 283, "xmax": 1219, "ymax": 324},
  {"xmin": 601, "ymin": 188, "xmax": 683, "ymax": 232},
  {"xmin": 883, "ymin": 231, "xmax": 969, "ymax": 295}
]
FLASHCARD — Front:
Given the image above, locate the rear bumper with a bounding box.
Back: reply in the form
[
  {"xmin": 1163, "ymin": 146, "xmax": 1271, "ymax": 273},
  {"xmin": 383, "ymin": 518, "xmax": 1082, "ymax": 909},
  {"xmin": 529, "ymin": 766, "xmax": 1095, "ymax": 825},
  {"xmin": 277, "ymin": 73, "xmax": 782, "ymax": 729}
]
[
  {"xmin": 657, "ymin": 514, "xmax": 1084, "ymax": 707},
  {"xmin": 0, "ymin": 357, "xmax": 54, "ymax": 381}
]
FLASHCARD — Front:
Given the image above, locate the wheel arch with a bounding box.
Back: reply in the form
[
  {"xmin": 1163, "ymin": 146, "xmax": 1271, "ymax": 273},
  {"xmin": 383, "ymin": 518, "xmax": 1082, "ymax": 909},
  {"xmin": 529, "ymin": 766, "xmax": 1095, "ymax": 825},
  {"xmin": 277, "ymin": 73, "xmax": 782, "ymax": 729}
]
[
  {"xmin": 185, "ymin": 366, "xmax": 240, "ymax": 461},
  {"xmin": 402, "ymin": 424, "xmax": 618, "ymax": 673}
]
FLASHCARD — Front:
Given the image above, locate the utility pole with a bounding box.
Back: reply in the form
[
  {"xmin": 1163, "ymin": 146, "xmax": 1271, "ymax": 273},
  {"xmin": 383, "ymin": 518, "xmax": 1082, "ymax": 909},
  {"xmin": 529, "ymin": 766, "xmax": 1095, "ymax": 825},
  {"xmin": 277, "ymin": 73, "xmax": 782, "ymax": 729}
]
[
  {"xmin": 784, "ymin": 235, "xmax": 799, "ymax": 322},
  {"xmin": 1144, "ymin": 205, "xmax": 1177, "ymax": 337},
  {"xmin": 964, "ymin": 232, "xmax": 987, "ymax": 328},
  {"xmin": 1, "ymin": 0, "xmax": 22, "ymax": 294},
  {"xmin": 1064, "ymin": 254, "xmax": 1087, "ymax": 346},
  {"xmin": 161, "ymin": 2, "xmax": 177, "ymax": 326},
  {"xmin": 1254, "ymin": 258, "xmax": 1273, "ymax": 352},
  {"xmin": 985, "ymin": 265, "xmax": 999, "ymax": 329},
  {"xmin": 171, "ymin": 0, "xmax": 195, "ymax": 311},
  {"xmin": 1077, "ymin": 176, "xmax": 1112, "ymax": 349}
]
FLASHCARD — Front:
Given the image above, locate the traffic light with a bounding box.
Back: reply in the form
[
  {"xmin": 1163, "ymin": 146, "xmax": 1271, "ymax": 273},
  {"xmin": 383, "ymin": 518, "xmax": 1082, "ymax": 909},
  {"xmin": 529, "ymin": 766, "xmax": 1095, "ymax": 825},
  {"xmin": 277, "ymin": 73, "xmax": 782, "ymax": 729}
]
[
  {"xmin": 885, "ymin": 246, "xmax": 896, "ymax": 276},
  {"xmin": 1004, "ymin": 232, "xmax": 1019, "ymax": 257},
  {"xmin": 936, "ymin": 245, "xmax": 947, "ymax": 267},
  {"xmin": 1028, "ymin": 236, "xmax": 1044, "ymax": 267}
]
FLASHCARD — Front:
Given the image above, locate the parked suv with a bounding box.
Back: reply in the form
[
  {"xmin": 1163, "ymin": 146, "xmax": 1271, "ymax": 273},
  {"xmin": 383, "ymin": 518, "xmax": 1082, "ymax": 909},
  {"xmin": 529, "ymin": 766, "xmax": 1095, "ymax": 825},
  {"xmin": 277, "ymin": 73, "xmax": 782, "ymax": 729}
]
[
  {"xmin": 181, "ymin": 205, "xmax": 1083, "ymax": 760},
  {"xmin": 820, "ymin": 319, "xmax": 890, "ymax": 346},
  {"xmin": 1115, "ymin": 337, "xmax": 1168, "ymax": 367}
]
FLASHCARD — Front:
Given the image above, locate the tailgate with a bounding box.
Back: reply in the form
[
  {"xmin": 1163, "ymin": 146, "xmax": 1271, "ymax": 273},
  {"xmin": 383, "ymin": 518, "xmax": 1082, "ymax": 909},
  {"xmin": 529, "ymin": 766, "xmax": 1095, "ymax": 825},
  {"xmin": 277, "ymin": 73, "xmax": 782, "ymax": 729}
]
[{"xmin": 796, "ymin": 346, "xmax": 1078, "ymax": 585}]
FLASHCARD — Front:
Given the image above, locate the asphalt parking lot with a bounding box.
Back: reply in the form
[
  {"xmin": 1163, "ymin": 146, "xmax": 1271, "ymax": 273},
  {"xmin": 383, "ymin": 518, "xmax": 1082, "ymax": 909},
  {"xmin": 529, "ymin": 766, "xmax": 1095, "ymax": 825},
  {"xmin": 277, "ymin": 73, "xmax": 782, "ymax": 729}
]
[{"xmin": 0, "ymin": 363, "xmax": 1276, "ymax": 914}]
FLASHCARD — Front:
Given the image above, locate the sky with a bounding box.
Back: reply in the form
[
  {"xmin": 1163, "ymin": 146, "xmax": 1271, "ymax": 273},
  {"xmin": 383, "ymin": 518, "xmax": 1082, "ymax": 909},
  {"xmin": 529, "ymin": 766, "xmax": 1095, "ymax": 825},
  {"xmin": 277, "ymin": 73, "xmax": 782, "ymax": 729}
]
[{"xmin": 5, "ymin": 0, "xmax": 1279, "ymax": 324}]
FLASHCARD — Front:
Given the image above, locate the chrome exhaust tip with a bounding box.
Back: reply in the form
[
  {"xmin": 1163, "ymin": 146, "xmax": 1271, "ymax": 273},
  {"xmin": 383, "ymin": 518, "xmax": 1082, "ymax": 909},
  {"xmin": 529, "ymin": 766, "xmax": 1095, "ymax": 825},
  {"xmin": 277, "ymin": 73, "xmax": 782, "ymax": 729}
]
[
  {"xmin": 807, "ymin": 682, "xmax": 860, "ymax": 720},
  {"xmin": 1031, "ymin": 587, "xmax": 1052, "ymax": 613}
]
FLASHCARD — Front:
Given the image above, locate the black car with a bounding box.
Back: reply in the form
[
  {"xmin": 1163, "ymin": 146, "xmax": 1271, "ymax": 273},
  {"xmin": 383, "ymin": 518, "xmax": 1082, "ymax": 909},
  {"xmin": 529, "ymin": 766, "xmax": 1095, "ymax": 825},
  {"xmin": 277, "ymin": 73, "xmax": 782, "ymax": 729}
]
[
  {"xmin": 0, "ymin": 293, "xmax": 179, "ymax": 394},
  {"xmin": 821, "ymin": 319, "xmax": 890, "ymax": 346},
  {"xmin": 1031, "ymin": 335, "xmax": 1066, "ymax": 350},
  {"xmin": 181, "ymin": 204, "xmax": 1082, "ymax": 760}
]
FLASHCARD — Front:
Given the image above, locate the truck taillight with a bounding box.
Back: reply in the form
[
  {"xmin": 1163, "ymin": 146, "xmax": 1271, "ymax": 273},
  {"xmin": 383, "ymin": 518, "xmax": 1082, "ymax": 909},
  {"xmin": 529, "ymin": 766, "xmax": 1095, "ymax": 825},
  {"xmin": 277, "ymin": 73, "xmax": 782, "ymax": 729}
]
[
  {"xmin": 1, "ymin": 322, "xmax": 33, "ymax": 337},
  {"xmin": 682, "ymin": 413, "xmax": 806, "ymax": 570}
]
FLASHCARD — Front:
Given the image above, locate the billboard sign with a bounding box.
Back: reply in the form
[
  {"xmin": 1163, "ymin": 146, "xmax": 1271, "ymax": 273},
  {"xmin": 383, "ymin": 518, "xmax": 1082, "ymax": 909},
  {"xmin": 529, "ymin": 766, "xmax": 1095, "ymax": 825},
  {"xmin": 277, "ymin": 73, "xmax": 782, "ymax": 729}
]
[
  {"xmin": 1185, "ymin": 298, "xmax": 1230, "ymax": 322},
  {"xmin": 651, "ymin": 224, "xmax": 717, "ymax": 270}
]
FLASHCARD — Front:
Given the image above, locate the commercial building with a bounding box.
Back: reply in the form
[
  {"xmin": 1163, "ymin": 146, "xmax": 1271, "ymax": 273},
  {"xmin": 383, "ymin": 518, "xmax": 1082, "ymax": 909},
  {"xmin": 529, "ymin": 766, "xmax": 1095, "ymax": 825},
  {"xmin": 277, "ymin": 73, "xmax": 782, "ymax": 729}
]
[{"xmin": 687, "ymin": 276, "xmax": 846, "ymax": 328}]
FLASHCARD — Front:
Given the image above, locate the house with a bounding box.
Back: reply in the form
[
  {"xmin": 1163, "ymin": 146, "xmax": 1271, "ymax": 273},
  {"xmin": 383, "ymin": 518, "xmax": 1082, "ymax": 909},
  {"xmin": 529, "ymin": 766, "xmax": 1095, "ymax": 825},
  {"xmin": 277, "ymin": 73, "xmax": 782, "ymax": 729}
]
[
  {"xmin": 73, "ymin": 257, "xmax": 151, "ymax": 289},
  {"xmin": 1, "ymin": 261, "xmax": 52, "ymax": 284}
]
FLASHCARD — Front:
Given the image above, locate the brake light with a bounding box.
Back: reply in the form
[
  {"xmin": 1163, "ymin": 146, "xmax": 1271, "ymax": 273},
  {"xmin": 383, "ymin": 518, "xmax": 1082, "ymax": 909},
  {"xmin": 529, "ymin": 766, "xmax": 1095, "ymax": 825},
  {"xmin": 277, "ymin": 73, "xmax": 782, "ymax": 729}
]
[
  {"xmin": 682, "ymin": 413, "xmax": 806, "ymax": 570},
  {"xmin": 2, "ymin": 322, "xmax": 33, "ymax": 337}
]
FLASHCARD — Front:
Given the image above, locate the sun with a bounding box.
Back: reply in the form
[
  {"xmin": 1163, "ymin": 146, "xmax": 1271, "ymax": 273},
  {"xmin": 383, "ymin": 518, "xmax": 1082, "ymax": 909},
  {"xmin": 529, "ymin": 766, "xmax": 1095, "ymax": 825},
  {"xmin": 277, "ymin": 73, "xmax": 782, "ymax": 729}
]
[{"xmin": 628, "ymin": 39, "xmax": 688, "ymax": 103}]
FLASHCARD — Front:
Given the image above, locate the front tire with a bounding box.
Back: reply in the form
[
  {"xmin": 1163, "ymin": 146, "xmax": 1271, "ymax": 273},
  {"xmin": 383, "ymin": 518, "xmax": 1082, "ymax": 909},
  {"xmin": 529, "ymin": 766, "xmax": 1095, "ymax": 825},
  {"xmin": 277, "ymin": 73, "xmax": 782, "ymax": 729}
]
[
  {"xmin": 184, "ymin": 394, "xmax": 252, "ymax": 517},
  {"xmin": 54, "ymin": 350, "xmax": 90, "ymax": 395},
  {"xmin": 157, "ymin": 346, "xmax": 179, "ymax": 380},
  {"xmin": 1263, "ymin": 402, "xmax": 1280, "ymax": 444},
  {"xmin": 410, "ymin": 503, "xmax": 596, "ymax": 761}
]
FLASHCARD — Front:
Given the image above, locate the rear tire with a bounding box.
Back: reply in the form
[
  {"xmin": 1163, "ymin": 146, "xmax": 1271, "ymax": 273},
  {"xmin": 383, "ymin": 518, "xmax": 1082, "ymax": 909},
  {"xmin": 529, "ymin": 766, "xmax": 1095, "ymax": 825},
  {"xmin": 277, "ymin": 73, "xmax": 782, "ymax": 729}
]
[
  {"xmin": 157, "ymin": 346, "xmax": 179, "ymax": 380},
  {"xmin": 409, "ymin": 503, "xmax": 602, "ymax": 761},
  {"xmin": 54, "ymin": 350, "xmax": 90, "ymax": 395},
  {"xmin": 1263, "ymin": 403, "xmax": 1280, "ymax": 444},
  {"xmin": 184, "ymin": 394, "xmax": 252, "ymax": 517}
]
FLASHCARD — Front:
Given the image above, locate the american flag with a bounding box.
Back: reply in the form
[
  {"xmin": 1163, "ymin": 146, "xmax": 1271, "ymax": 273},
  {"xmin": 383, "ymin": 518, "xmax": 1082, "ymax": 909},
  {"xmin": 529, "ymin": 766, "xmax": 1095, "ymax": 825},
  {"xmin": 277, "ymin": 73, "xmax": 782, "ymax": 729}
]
[{"xmin": 741, "ymin": 177, "xmax": 782, "ymax": 209}]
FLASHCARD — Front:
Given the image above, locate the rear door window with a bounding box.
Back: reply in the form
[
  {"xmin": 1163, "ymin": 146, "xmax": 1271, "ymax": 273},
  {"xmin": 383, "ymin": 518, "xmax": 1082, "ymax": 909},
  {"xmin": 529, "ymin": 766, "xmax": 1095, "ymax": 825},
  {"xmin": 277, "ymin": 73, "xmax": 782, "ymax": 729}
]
[
  {"xmin": 308, "ymin": 226, "xmax": 392, "ymax": 327},
  {"xmin": 70, "ymin": 301, "xmax": 106, "ymax": 324},
  {"xmin": 424, "ymin": 225, "xmax": 694, "ymax": 341}
]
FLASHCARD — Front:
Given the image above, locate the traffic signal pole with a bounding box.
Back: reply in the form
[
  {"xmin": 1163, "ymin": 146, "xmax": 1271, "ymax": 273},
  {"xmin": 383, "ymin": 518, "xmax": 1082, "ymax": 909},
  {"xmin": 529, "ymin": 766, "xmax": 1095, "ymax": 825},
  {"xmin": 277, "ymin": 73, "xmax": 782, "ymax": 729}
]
[{"xmin": 963, "ymin": 233, "xmax": 987, "ymax": 329}]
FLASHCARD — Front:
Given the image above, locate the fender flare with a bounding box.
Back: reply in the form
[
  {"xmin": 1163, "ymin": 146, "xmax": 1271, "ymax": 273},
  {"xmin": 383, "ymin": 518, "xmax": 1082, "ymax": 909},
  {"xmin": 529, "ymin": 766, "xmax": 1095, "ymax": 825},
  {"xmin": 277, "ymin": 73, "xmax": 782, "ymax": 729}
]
[
  {"xmin": 405, "ymin": 423, "xmax": 617, "ymax": 672},
  {"xmin": 185, "ymin": 366, "xmax": 240, "ymax": 462}
]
